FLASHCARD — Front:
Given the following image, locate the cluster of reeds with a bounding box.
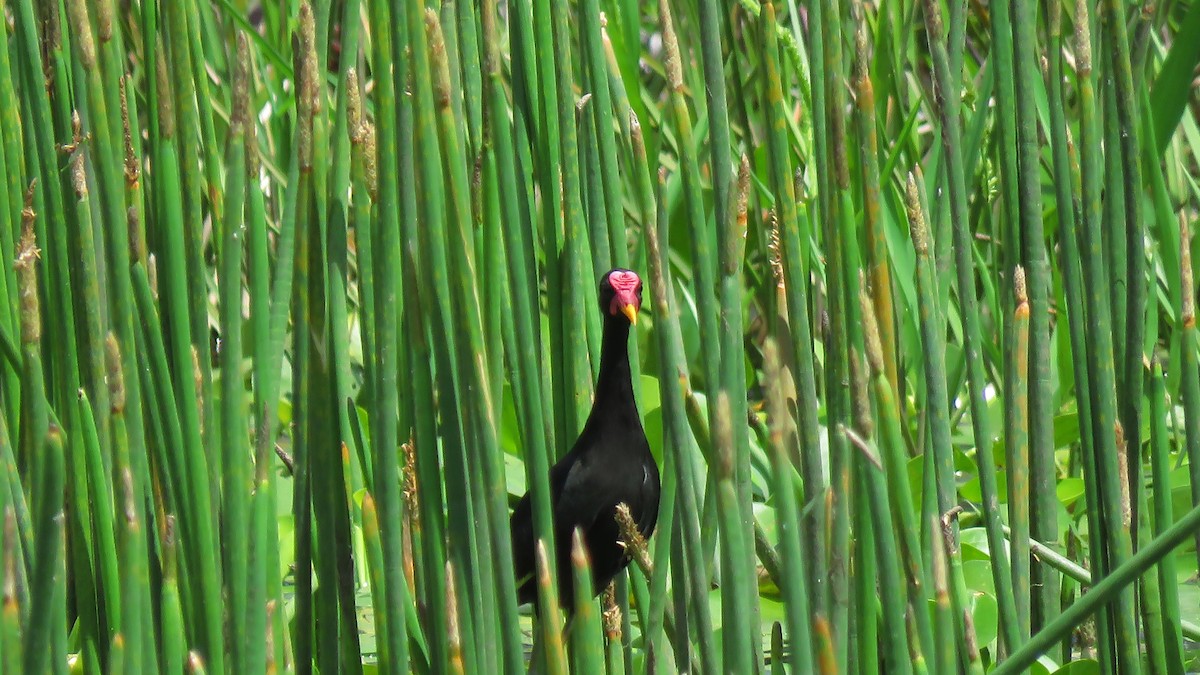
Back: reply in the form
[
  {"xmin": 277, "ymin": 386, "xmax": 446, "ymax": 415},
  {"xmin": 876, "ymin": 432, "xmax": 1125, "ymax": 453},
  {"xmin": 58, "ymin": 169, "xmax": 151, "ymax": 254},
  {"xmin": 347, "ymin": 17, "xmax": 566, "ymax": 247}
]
[{"xmin": 0, "ymin": 0, "xmax": 1198, "ymax": 672}]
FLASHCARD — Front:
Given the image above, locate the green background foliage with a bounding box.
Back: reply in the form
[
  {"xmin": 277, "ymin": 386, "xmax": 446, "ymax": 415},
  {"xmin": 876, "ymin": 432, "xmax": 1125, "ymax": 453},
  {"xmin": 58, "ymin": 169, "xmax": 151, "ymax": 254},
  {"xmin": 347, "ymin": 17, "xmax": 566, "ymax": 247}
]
[{"xmin": 0, "ymin": 0, "xmax": 1198, "ymax": 672}]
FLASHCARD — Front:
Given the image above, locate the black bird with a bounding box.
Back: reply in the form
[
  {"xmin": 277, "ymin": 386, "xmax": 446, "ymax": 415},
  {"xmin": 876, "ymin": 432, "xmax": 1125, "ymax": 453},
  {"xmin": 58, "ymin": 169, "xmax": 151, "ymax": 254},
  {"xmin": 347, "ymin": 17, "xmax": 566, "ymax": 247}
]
[{"xmin": 509, "ymin": 269, "xmax": 661, "ymax": 611}]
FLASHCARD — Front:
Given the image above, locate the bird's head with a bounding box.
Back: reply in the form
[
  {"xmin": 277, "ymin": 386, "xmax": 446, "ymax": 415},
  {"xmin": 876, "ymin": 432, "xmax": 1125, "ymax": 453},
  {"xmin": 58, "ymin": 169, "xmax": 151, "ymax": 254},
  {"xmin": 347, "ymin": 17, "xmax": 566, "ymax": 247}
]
[{"xmin": 599, "ymin": 269, "xmax": 642, "ymax": 325}]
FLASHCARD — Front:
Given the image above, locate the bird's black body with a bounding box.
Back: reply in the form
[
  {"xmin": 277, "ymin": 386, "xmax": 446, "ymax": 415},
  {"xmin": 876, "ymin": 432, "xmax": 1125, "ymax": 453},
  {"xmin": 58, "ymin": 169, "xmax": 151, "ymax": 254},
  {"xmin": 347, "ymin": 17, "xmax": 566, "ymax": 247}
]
[{"xmin": 509, "ymin": 270, "xmax": 660, "ymax": 612}]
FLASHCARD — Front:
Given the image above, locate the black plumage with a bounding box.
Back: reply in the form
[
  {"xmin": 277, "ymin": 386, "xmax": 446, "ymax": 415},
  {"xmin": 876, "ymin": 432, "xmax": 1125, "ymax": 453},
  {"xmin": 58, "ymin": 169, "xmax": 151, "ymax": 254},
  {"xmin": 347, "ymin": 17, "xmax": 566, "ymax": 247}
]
[{"xmin": 509, "ymin": 269, "xmax": 661, "ymax": 611}]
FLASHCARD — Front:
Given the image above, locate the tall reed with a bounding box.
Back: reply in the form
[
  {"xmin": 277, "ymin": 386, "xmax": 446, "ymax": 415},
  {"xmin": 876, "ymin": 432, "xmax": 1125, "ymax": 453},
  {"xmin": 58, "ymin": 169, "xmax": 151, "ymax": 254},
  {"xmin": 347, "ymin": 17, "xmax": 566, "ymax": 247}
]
[{"xmin": 0, "ymin": 0, "xmax": 1196, "ymax": 673}]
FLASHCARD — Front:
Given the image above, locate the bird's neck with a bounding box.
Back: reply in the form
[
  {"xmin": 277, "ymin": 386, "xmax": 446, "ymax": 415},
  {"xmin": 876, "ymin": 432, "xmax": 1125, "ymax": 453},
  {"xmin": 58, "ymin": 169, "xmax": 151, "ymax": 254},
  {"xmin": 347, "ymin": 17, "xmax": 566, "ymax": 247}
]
[{"xmin": 594, "ymin": 316, "xmax": 636, "ymax": 416}]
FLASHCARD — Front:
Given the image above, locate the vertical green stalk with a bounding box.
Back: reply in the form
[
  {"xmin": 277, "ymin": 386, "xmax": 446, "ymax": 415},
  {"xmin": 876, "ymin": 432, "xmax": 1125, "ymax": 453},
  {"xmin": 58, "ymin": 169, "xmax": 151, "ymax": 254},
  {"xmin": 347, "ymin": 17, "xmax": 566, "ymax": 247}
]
[
  {"xmin": 760, "ymin": 2, "xmax": 825, "ymax": 616},
  {"xmin": 63, "ymin": 406, "xmax": 103, "ymax": 673},
  {"xmin": 706, "ymin": 0, "xmax": 759, "ymax": 654},
  {"xmin": 480, "ymin": 5, "xmax": 557, "ymax": 670},
  {"xmin": 162, "ymin": 0, "xmax": 216, "ymax": 471},
  {"xmin": 63, "ymin": 0, "xmax": 115, "ymax": 461},
  {"xmin": 128, "ymin": 46, "xmax": 160, "ymax": 649},
  {"xmin": 304, "ymin": 38, "xmax": 349, "ymax": 675},
  {"xmin": 428, "ymin": 11, "xmax": 522, "ymax": 671},
  {"xmin": 1102, "ymin": 0, "xmax": 1148, "ymax": 474},
  {"xmin": 66, "ymin": 148, "xmax": 111, "ymax": 486},
  {"xmin": 719, "ymin": 152, "xmax": 759, "ymax": 670},
  {"xmin": 658, "ymin": 0, "xmax": 719, "ymax": 399},
  {"xmin": 1136, "ymin": 359, "xmax": 1170, "ymax": 675},
  {"xmin": 921, "ymin": 0, "xmax": 1021, "ymax": 652},
  {"xmin": 10, "ymin": 0, "xmax": 78, "ymax": 486},
  {"xmin": 79, "ymin": 388, "xmax": 121, "ymax": 659},
  {"xmin": 1178, "ymin": 214, "xmax": 1200, "ymax": 569},
  {"xmin": 1006, "ymin": 267, "xmax": 1032, "ymax": 639},
  {"xmin": 1101, "ymin": 83, "xmax": 1127, "ymax": 388},
  {"xmin": 827, "ymin": 3, "xmax": 877, "ymax": 664},
  {"xmin": 1042, "ymin": 0, "xmax": 1089, "ymax": 647},
  {"xmin": 1009, "ymin": 0, "xmax": 1057, "ymax": 640},
  {"xmin": 1073, "ymin": 2, "xmax": 1143, "ymax": 670},
  {"xmin": 860, "ymin": 285, "xmax": 934, "ymax": 667},
  {"xmin": 451, "ymin": 0, "xmax": 482, "ymax": 154},
  {"xmin": 1148, "ymin": 362, "xmax": 1186, "ymax": 674},
  {"xmin": 406, "ymin": 1, "xmax": 483, "ymax": 669},
  {"xmin": 440, "ymin": 562, "xmax": 464, "ymax": 675},
  {"xmin": 844, "ymin": 426, "xmax": 911, "ymax": 674},
  {"xmin": 526, "ymin": 0, "xmax": 568, "ymax": 448},
  {"xmin": 364, "ymin": 1, "xmax": 411, "ymax": 670},
  {"xmin": 95, "ymin": 0, "xmax": 133, "ymax": 171},
  {"xmin": 988, "ymin": 0, "xmax": 1022, "ymax": 486},
  {"xmin": 579, "ymin": 98, "xmax": 612, "ymax": 280},
  {"xmin": 578, "ymin": 0, "xmax": 627, "ymax": 269},
  {"xmin": 713, "ymin": 394, "xmax": 755, "ymax": 674},
  {"xmin": 316, "ymin": 2, "xmax": 370, "ymax": 670},
  {"xmin": 151, "ymin": 50, "xmax": 226, "ymax": 667},
  {"xmin": 219, "ymin": 41, "xmax": 250, "ymax": 672},
  {"xmin": 345, "ymin": 71, "xmax": 378, "ymax": 443},
  {"xmin": 129, "ymin": 264, "xmax": 204, "ymax": 670},
  {"xmin": 359, "ymin": 493, "xmax": 390, "ymax": 672},
  {"xmin": 906, "ymin": 175, "xmax": 977, "ymax": 669},
  {"xmin": 242, "ymin": 35, "xmax": 288, "ymax": 673},
  {"xmin": 570, "ymin": 532, "xmax": 605, "ymax": 675},
  {"xmin": 1060, "ymin": 6, "xmax": 1113, "ymax": 667},
  {"xmin": 763, "ymin": 339, "xmax": 815, "ymax": 674},
  {"xmin": 804, "ymin": 0, "xmax": 849, "ymax": 657},
  {"xmin": 17, "ymin": 205, "xmax": 66, "ymax": 675},
  {"xmin": 996, "ymin": 502, "xmax": 1200, "ymax": 675},
  {"xmin": 384, "ymin": 0, "xmax": 452, "ymax": 665},
  {"xmin": 549, "ymin": 0, "xmax": 598, "ymax": 435},
  {"xmin": 1, "ymin": 525, "xmax": 20, "ymax": 674},
  {"xmin": 929, "ymin": 515, "xmax": 956, "ymax": 675},
  {"xmin": 179, "ymin": 0, "xmax": 224, "ymax": 225},
  {"xmin": 643, "ymin": 144, "xmax": 715, "ymax": 673},
  {"xmin": 160, "ymin": 518, "xmax": 185, "ymax": 675},
  {"xmin": 107, "ymin": 335, "xmax": 151, "ymax": 675},
  {"xmin": 0, "ymin": 14, "xmax": 23, "ymax": 292},
  {"xmin": 657, "ymin": 8, "xmax": 730, "ymax": 654},
  {"xmin": 852, "ymin": 20, "xmax": 898, "ymax": 393}
]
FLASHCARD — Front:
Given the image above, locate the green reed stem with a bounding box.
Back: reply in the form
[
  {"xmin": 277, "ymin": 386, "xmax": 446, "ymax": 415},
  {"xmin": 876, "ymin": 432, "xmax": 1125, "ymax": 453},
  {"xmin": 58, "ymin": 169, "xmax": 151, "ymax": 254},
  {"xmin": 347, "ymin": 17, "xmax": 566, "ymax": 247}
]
[
  {"xmin": 428, "ymin": 11, "xmax": 523, "ymax": 670},
  {"xmin": 480, "ymin": 5, "xmax": 559, "ymax": 667},
  {"xmin": 921, "ymin": 0, "xmax": 1021, "ymax": 652},
  {"xmin": 804, "ymin": 0, "xmax": 849, "ymax": 659},
  {"xmin": 219, "ymin": 41, "xmax": 250, "ymax": 671},
  {"xmin": 997, "ymin": 500, "xmax": 1200, "ymax": 675},
  {"xmin": 162, "ymin": 0, "xmax": 217, "ymax": 472},
  {"xmin": 714, "ymin": 394, "xmax": 755, "ymax": 674},
  {"xmin": 763, "ymin": 338, "xmax": 815, "ymax": 674},
  {"xmin": 570, "ymin": 531, "xmax": 605, "ymax": 675},
  {"xmin": 1073, "ymin": 3, "xmax": 1143, "ymax": 669},
  {"xmin": 644, "ymin": 153, "xmax": 715, "ymax": 673},
  {"xmin": 24, "ymin": 398, "xmax": 65, "ymax": 675},
  {"xmin": 365, "ymin": 1, "xmax": 411, "ymax": 670},
  {"xmin": 760, "ymin": 3, "xmax": 826, "ymax": 618},
  {"xmin": 1006, "ymin": 267, "xmax": 1032, "ymax": 640},
  {"xmin": 906, "ymin": 175, "xmax": 979, "ymax": 670},
  {"xmin": 1102, "ymin": 0, "xmax": 1148, "ymax": 485},
  {"xmin": 1178, "ymin": 216, "xmax": 1200, "ymax": 575},
  {"xmin": 151, "ymin": 78, "xmax": 225, "ymax": 667},
  {"xmin": 1148, "ymin": 362, "xmax": 1187, "ymax": 672},
  {"xmin": 1043, "ymin": 0, "xmax": 1091, "ymax": 649},
  {"xmin": 1010, "ymin": 0, "xmax": 1058, "ymax": 642}
]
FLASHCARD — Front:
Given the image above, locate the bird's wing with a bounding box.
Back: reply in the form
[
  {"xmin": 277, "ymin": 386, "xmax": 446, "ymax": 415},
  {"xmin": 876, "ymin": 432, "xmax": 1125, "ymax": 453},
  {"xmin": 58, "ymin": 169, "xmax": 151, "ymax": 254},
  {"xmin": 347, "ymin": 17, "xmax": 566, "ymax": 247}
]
[
  {"xmin": 635, "ymin": 460, "xmax": 661, "ymax": 535},
  {"xmin": 509, "ymin": 454, "xmax": 582, "ymax": 591},
  {"xmin": 552, "ymin": 453, "xmax": 616, "ymax": 536}
]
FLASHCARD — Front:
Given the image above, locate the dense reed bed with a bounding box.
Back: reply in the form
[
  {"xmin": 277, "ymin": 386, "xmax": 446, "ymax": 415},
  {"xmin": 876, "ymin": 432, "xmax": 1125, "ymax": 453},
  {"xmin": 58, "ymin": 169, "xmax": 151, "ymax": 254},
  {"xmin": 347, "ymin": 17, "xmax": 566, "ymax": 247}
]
[{"xmin": 0, "ymin": 0, "xmax": 1198, "ymax": 672}]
